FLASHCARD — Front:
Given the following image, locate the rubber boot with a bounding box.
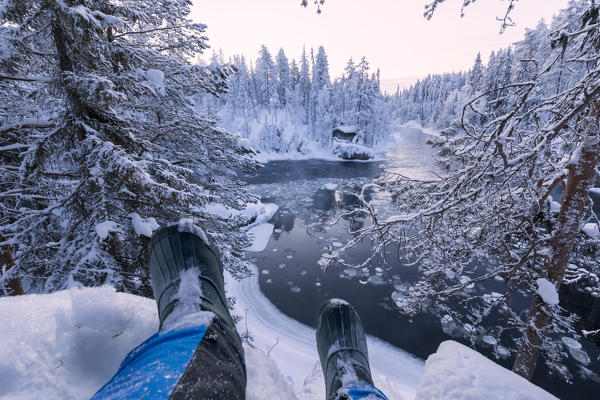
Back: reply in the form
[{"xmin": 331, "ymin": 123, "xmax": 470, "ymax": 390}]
[
  {"xmin": 316, "ymin": 299, "xmax": 375, "ymax": 400},
  {"xmin": 149, "ymin": 224, "xmax": 232, "ymax": 329}
]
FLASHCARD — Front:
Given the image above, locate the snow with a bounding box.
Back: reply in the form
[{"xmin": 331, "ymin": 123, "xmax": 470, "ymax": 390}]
[
  {"xmin": 399, "ymin": 121, "xmax": 440, "ymax": 137},
  {"xmin": 0, "ymin": 273, "xmax": 558, "ymax": 400},
  {"xmin": 0, "ymin": 287, "xmax": 157, "ymax": 400},
  {"xmin": 145, "ymin": 69, "xmax": 164, "ymax": 87},
  {"xmin": 331, "ymin": 140, "xmax": 374, "ymax": 160},
  {"xmin": 536, "ymin": 278, "xmax": 559, "ymax": 306},
  {"xmin": 415, "ymin": 341, "xmax": 557, "ymax": 400},
  {"xmin": 177, "ymin": 217, "xmax": 209, "ymax": 244},
  {"xmin": 95, "ymin": 221, "xmax": 120, "ymax": 241},
  {"xmin": 582, "ymin": 223, "xmax": 599, "ymax": 240},
  {"xmin": 324, "ymin": 183, "xmax": 338, "ymax": 190},
  {"xmin": 128, "ymin": 213, "xmax": 159, "ymax": 238},
  {"xmin": 224, "ymin": 264, "xmax": 424, "ymax": 399},
  {"xmin": 161, "ymin": 268, "xmax": 214, "ymax": 332},
  {"xmin": 246, "ymin": 223, "xmax": 274, "ymax": 252}
]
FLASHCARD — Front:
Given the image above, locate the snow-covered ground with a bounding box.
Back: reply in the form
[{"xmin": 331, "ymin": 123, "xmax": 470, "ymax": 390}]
[
  {"xmin": 0, "ymin": 201, "xmax": 557, "ymax": 400},
  {"xmin": 0, "ymin": 281, "xmax": 557, "ymax": 400}
]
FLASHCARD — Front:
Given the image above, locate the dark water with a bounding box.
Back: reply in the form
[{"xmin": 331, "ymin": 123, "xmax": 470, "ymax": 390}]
[{"xmin": 242, "ymin": 129, "xmax": 600, "ymax": 399}]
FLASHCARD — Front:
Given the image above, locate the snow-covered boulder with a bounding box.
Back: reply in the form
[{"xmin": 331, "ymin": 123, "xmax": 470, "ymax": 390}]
[
  {"xmin": 415, "ymin": 341, "xmax": 557, "ymax": 400},
  {"xmin": 331, "ymin": 140, "xmax": 374, "ymax": 160}
]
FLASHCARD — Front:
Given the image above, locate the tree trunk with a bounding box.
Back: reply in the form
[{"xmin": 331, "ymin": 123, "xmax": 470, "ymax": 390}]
[
  {"xmin": 0, "ymin": 242, "xmax": 23, "ymax": 296},
  {"xmin": 512, "ymin": 110, "xmax": 600, "ymax": 379}
]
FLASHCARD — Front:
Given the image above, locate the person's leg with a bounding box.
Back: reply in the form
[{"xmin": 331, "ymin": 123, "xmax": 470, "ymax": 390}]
[
  {"xmin": 316, "ymin": 299, "xmax": 388, "ymax": 400},
  {"xmin": 91, "ymin": 225, "xmax": 246, "ymax": 400}
]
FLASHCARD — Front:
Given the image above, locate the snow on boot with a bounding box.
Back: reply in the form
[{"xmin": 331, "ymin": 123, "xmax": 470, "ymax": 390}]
[
  {"xmin": 149, "ymin": 223, "xmax": 232, "ymax": 329},
  {"xmin": 316, "ymin": 299, "xmax": 375, "ymax": 400}
]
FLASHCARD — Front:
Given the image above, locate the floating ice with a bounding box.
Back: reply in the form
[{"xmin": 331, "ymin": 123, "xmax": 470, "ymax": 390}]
[
  {"xmin": 261, "ymin": 270, "xmax": 270, "ymax": 275},
  {"xmin": 368, "ymin": 275, "xmax": 385, "ymax": 285},
  {"xmin": 290, "ymin": 286, "xmax": 302, "ymax": 293},
  {"xmin": 482, "ymin": 335, "xmax": 497, "ymax": 346},
  {"xmin": 569, "ymin": 348, "xmax": 591, "ymax": 366},
  {"xmin": 561, "ymin": 337, "xmax": 582, "ymax": 350}
]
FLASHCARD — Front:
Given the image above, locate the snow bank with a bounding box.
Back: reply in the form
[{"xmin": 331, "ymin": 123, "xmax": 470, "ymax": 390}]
[
  {"xmin": 1, "ymin": 283, "xmax": 555, "ymax": 400},
  {"xmin": 415, "ymin": 341, "xmax": 557, "ymax": 400},
  {"xmin": 0, "ymin": 287, "xmax": 157, "ymax": 400}
]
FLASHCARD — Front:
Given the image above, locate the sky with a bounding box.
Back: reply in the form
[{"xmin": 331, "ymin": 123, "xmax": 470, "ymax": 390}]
[{"xmin": 191, "ymin": 0, "xmax": 570, "ymax": 91}]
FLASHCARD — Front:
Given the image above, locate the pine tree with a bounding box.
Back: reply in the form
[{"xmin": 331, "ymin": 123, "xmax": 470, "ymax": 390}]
[
  {"xmin": 275, "ymin": 48, "xmax": 292, "ymax": 108},
  {"xmin": 0, "ymin": 0, "xmax": 256, "ymax": 294}
]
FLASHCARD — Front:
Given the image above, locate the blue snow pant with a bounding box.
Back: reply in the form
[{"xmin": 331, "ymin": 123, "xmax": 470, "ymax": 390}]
[
  {"xmin": 91, "ymin": 317, "xmax": 246, "ymax": 400},
  {"xmin": 91, "ymin": 317, "xmax": 387, "ymax": 400}
]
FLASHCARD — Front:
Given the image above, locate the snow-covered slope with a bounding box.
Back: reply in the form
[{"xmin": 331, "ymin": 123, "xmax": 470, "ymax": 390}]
[{"xmin": 415, "ymin": 341, "xmax": 557, "ymax": 400}]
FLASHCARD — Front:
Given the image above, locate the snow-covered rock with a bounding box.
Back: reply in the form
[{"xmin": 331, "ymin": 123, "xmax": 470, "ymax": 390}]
[
  {"xmin": 415, "ymin": 341, "xmax": 557, "ymax": 400},
  {"xmin": 331, "ymin": 140, "xmax": 374, "ymax": 160}
]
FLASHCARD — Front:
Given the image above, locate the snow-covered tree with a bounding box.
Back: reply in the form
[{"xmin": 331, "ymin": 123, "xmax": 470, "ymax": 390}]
[
  {"xmin": 324, "ymin": 0, "xmax": 600, "ymax": 381},
  {"xmin": 0, "ymin": 0, "xmax": 256, "ymax": 295}
]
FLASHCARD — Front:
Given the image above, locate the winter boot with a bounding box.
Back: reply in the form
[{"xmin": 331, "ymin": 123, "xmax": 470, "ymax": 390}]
[
  {"xmin": 316, "ymin": 299, "xmax": 375, "ymax": 400},
  {"xmin": 149, "ymin": 224, "xmax": 233, "ymax": 329}
]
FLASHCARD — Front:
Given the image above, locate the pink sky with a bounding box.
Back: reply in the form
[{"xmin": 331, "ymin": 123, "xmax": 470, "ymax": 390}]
[{"xmin": 191, "ymin": 0, "xmax": 569, "ymax": 87}]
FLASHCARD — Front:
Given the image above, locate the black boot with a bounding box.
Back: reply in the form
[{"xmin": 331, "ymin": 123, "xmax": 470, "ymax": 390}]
[
  {"xmin": 316, "ymin": 299, "xmax": 374, "ymax": 400},
  {"xmin": 149, "ymin": 224, "xmax": 247, "ymax": 399},
  {"xmin": 149, "ymin": 224, "xmax": 232, "ymax": 329}
]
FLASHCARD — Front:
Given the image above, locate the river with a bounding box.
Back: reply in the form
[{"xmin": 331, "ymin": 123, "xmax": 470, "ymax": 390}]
[{"xmin": 241, "ymin": 127, "xmax": 600, "ymax": 400}]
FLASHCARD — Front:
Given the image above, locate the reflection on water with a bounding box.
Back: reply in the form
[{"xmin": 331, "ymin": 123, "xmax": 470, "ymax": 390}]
[{"xmin": 241, "ymin": 128, "xmax": 599, "ymax": 399}]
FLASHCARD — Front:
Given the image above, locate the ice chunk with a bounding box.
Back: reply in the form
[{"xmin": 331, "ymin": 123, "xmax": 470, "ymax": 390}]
[
  {"xmin": 569, "ymin": 348, "xmax": 591, "ymax": 366},
  {"xmin": 290, "ymin": 286, "xmax": 301, "ymax": 293},
  {"xmin": 482, "ymin": 335, "xmax": 497, "ymax": 346},
  {"xmin": 561, "ymin": 337, "xmax": 582, "ymax": 350},
  {"xmin": 246, "ymin": 223, "xmax": 274, "ymax": 252}
]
